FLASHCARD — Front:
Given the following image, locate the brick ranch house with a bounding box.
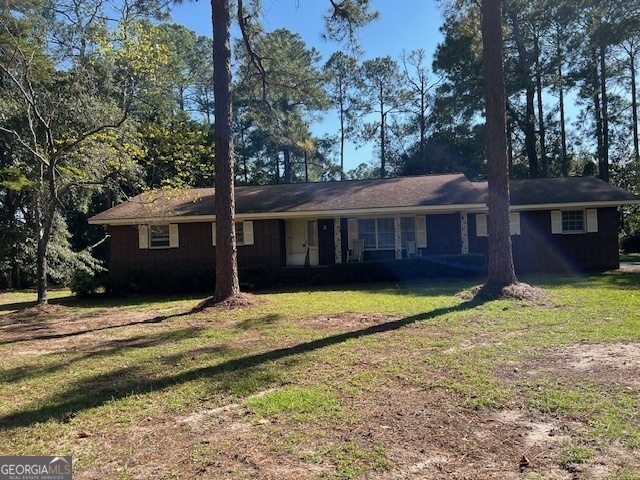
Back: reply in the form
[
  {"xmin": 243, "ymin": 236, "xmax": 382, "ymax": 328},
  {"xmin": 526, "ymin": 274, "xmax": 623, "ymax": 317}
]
[{"xmin": 89, "ymin": 174, "xmax": 640, "ymax": 282}]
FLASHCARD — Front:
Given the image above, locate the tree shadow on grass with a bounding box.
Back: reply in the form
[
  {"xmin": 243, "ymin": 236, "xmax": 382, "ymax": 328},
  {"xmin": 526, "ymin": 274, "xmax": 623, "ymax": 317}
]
[
  {"xmin": 0, "ymin": 298, "xmax": 486, "ymax": 430},
  {"xmin": 0, "ymin": 327, "xmax": 212, "ymax": 385},
  {"xmin": 235, "ymin": 313, "xmax": 282, "ymax": 330},
  {"xmin": 0, "ymin": 306, "xmax": 204, "ymax": 346},
  {"xmin": 0, "ymin": 294, "xmax": 204, "ymax": 314}
]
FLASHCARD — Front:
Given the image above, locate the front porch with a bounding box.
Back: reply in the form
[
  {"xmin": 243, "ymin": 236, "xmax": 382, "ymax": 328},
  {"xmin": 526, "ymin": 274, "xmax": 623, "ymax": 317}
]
[{"xmin": 282, "ymin": 212, "xmax": 472, "ymax": 268}]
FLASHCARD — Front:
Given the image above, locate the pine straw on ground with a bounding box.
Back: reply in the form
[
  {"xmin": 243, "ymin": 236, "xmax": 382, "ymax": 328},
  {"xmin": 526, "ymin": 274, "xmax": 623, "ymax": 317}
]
[
  {"xmin": 2, "ymin": 288, "xmax": 640, "ymax": 478},
  {"xmin": 195, "ymin": 292, "xmax": 265, "ymax": 312},
  {"xmin": 472, "ymin": 282, "xmax": 549, "ymax": 303}
]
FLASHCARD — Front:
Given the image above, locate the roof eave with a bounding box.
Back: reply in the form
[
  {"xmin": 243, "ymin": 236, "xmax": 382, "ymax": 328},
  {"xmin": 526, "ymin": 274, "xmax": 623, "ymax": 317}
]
[
  {"xmin": 88, "ymin": 199, "xmax": 640, "ymax": 226},
  {"xmin": 88, "ymin": 203, "xmax": 487, "ymax": 225},
  {"xmin": 510, "ymin": 199, "xmax": 640, "ymax": 211}
]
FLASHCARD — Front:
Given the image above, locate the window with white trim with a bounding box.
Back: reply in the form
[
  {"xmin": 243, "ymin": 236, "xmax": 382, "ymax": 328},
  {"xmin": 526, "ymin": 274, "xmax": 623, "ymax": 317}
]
[
  {"xmin": 358, "ymin": 219, "xmax": 376, "ymax": 249},
  {"xmin": 476, "ymin": 214, "xmax": 488, "ymax": 237},
  {"xmin": 400, "ymin": 217, "xmax": 416, "ymax": 246},
  {"xmin": 236, "ymin": 221, "xmax": 245, "ymax": 245},
  {"xmin": 475, "ymin": 213, "xmax": 521, "ymax": 236},
  {"xmin": 377, "ymin": 218, "xmax": 395, "ymax": 249},
  {"xmin": 139, "ymin": 224, "xmax": 179, "ymax": 249},
  {"xmin": 150, "ymin": 225, "xmax": 171, "ymax": 248},
  {"xmin": 357, "ymin": 218, "xmax": 394, "ymax": 250},
  {"xmin": 551, "ymin": 209, "xmax": 598, "ymax": 234},
  {"xmin": 212, "ymin": 221, "xmax": 254, "ymax": 246},
  {"xmin": 562, "ymin": 210, "xmax": 584, "ymax": 232},
  {"xmin": 350, "ymin": 216, "xmax": 426, "ymax": 250}
]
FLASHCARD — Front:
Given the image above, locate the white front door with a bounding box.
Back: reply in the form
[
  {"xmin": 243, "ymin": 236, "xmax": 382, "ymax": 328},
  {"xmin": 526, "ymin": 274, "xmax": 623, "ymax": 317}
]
[{"xmin": 286, "ymin": 220, "xmax": 319, "ymax": 266}]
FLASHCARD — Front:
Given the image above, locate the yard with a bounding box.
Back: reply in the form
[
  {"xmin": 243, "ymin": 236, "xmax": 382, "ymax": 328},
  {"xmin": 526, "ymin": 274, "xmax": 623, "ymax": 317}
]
[{"xmin": 1, "ymin": 272, "xmax": 640, "ymax": 479}]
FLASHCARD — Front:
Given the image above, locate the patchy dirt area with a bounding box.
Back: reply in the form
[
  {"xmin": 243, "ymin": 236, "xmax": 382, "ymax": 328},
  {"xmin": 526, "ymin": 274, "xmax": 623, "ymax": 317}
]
[
  {"xmin": 302, "ymin": 313, "xmax": 400, "ymax": 332},
  {"xmin": 500, "ymin": 342, "xmax": 640, "ymax": 389},
  {"xmin": 2, "ymin": 304, "xmax": 640, "ymax": 479},
  {"xmin": 72, "ymin": 382, "xmax": 590, "ymax": 480},
  {"xmin": 0, "ymin": 305, "xmax": 181, "ymax": 356}
]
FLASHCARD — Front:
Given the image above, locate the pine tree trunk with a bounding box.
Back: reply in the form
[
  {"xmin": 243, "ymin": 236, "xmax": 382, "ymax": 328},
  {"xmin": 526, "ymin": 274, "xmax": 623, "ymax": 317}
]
[
  {"xmin": 481, "ymin": 0, "xmax": 517, "ymax": 292},
  {"xmin": 283, "ymin": 146, "xmax": 292, "ymax": 184},
  {"xmin": 630, "ymin": 52, "xmax": 639, "ymax": 165},
  {"xmin": 212, "ymin": 0, "xmax": 240, "ymax": 302},
  {"xmin": 379, "ymin": 89, "xmax": 386, "ymax": 178},
  {"xmin": 509, "ymin": 10, "xmax": 539, "ymax": 179},
  {"xmin": 304, "ymin": 150, "xmax": 309, "ymax": 183},
  {"xmin": 557, "ymin": 44, "xmax": 569, "ymax": 176},
  {"xmin": 419, "ymin": 80, "xmax": 426, "ymax": 162},
  {"xmin": 599, "ymin": 43, "xmax": 610, "ymax": 183},
  {"xmin": 535, "ymin": 35, "xmax": 547, "ymax": 178},
  {"xmin": 340, "ymin": 98, "xmax": 346, "ymax": 180},
  {"xmin": 592, "ymin": 49, "xmax": 605, "ymax": 180},
  {"xmin": 525, "ymin": 86, "xmax": 539, "ymax": 178}
]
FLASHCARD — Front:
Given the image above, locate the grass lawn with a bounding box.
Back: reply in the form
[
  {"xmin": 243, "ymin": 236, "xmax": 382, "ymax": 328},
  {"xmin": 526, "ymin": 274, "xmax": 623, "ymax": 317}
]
[{"xmin": 1, "ymin": 272, "xmax": 640, "ymax": 479}]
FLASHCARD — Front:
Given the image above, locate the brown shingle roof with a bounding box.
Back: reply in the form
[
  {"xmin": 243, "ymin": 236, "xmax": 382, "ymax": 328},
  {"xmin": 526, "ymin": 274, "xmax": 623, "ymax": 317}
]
[
  {"xmin": 510, "ymin": 176, "xmax": 639, "ymax": 205},
  {"xmin": 89, "ymin": 174, "xmax": 639, "ymax": 224}
]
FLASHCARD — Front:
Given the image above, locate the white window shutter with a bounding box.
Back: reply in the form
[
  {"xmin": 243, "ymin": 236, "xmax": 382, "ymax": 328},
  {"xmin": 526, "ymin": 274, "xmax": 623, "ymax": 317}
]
[
  {"xmin": 243, "ymin": 221, "xmax": 254, "ymax": 245},
  {"xmin": 476, "ymin": 214, "xmax": 488, "ymax": 237},
  {"xmin": 510, "ymin": 212, "xmax": 521, "ymax": 236},
  {"xmin": 551, "ymin": 210, "xmax": 562, "ymax": 234},
  {"xmin": 138, "ymin": 225, "xmax": 149, "ymax": 249},
  {"xmin": 169, "ymin": 224, "xmax": 179, "ymax": 248},
  {"xmin": 348, "ymin": 218, "xmax": 358, "ymax": 249},
  {"xmin": 212, "ymin": 222, "xmax": 216, "ymax": 246},
  {"xmin": 586, "ymin": 209, "xmax": 598, "ymax": 232},
  {"xmin": 416, "ymin": 215, "xmax": 427, "ymax": 248}
]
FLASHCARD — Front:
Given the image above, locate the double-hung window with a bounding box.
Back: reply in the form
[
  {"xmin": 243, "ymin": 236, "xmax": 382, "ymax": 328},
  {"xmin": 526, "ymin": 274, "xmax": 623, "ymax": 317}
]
[
  {"xmin": 357, "ymin": 218, "xmax": 395, "ymax": 250},
  {"xmin": 236, "ymin": 221, "xmax": 245, "ymax": 245},
  {"xmin": 212, "ymin": 220, "xmax": 254, "ymax": 246},
  {"xmin": 551, "ymin": 209, "xmax": 598, "ymax": 234},
  {"xmin": 358, "ymin": 219, "xmax": 377, "ymax": 249},
  {"xmin": 400, "ymin": 217, "xmax": 416, "ymax": 246},
  {"xmin": 139, "ymin": 224, "xmax": 179, "ymax": 249},
  {"xmin": 562, "ymin": 210, "xmax": 584, "ymax": 233},
  {"xmin": 377, "ymin": 218, "xmax": 395, "ymax": 249},
  {"xmin": 149, "ymin": 225, "xmax": 171, "ymax": 248},
  {"xmin": 356, "ymin": 217, "xmax": 416, "ymax": 250}
]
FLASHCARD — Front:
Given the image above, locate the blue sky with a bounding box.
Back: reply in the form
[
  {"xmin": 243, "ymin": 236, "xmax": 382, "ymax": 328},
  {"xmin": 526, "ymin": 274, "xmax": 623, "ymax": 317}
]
[{"xmin": 170, "ymin": 0, "xmax": 446, "ymax": 172}]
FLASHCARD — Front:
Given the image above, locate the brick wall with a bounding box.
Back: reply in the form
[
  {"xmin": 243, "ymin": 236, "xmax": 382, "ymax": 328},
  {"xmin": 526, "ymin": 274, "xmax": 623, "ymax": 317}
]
[
  {"xmin": 108, "ymin": 219, "xmax": 285, "ymax": 276},
  {"xmin": 469, "ymin": 208, "xmax": 619, "ymax": 273},
  {"xmin": 107, "ymin": 209, "xmax": 620, "ymax": 278},
  {"xmin": 423, "ymin": 213, "xmax": 462, "ymax": 256},
  {"xmin": 513, "ymin": 208, "xmax": 619, "ymax": 273}
]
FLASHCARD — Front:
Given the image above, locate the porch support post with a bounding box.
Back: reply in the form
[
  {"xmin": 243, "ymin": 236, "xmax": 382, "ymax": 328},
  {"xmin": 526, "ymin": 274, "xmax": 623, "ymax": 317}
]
[
  {"xmin": 461, "ymin": 211, "xmax": 469, "ymax": 254},
  {"xmin": 334, "ymin": 217, "xmax": 342, "ymax": 263},
  {"xmin": 394, "ymin": 217, "xmax": 402, "ymax": 259}
]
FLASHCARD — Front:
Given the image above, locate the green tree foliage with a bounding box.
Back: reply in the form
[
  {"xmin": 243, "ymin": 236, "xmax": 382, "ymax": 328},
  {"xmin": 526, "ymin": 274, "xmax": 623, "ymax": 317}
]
[
  {"xmin": 235, "ymin": 28, "xmax": 329, "ymax": 184},
  {"xmin": 357, "ymin": 56, "xmax": 408, "ymax": 178},
  {"xmin": 324, "ymin": 51, "xmax": 360, "ymax": 178},
  {"xmin": 140, "ymin": 117, "xmax": 214, "ymax": 188},
  {"xmin": 435, "ymin": 0, "xmax": 640, "ymax": 185},
  {"xmin": 322, "ymin": 0, "xmax": 379, "ymax": 53},
  {"xmin": 0, "ymin": 0, "xmax": 163, "ymax": 302}
]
